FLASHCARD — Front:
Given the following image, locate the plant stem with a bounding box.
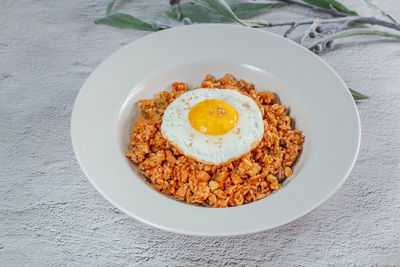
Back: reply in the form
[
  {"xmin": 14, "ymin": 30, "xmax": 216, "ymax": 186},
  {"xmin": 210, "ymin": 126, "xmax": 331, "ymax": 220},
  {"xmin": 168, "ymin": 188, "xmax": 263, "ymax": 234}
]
[
  {"xmin": 270, "ymin": 0, "xmax": 400, "ymax": 34},
  {"xmin": 300, "ymin": 19, "xmax": 319, "ymax": 45},
  {"xmin": 306, "ymin": 28, "xmax": 400, "ymax": 48},
  {"xmin": 356, "ymin": 17, "xmax": 400, "ymax": 31},
  {"xmin": 284, "ymin": 22, "xmax": 298, "ymax": 37},
  {"xmin": 256, "ymin": 16, "xmax": 400, "ymax": 32}
]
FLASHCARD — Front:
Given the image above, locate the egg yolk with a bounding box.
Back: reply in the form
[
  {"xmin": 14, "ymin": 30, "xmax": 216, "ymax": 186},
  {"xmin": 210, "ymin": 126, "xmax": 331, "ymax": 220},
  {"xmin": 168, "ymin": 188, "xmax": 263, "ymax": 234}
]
[{"xmin": 188, "ymin": 99, "xmax": 238, "ymax": 135}]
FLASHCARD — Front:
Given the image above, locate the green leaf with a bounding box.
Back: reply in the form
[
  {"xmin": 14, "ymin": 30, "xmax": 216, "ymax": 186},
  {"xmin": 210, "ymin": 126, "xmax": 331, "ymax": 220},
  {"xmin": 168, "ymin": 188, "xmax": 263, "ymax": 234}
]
[
  {"xmin": 362, "ymin": 0, "xmax": 398, "ymax": 23},
  {"xmin": 349, "ymin": 88, "xmax": 369, "ymax": 100},
  {"xmin": 301, "ymin": 0, "xmax": 358, "ymax": 15},
  {"xmin": 106, "ymin": 0, "xmax": 117, "ymax": 16},
  {"xmin": 95, "ymin": 13, "xmax": 157, "ymax": 31},
  {"xmin": 193, "ymin": 0, "xmax": 247, "ymax": 25},
  {"xmin": 230, "ymin": 2, "xmax": 287, "ymax": 19},
  {"xmin": 165, "ymin": 2, "xmax": 286, "ymax": 22},
  {"xmin": 166, "ymin": 4, "xmax": 228, "ymax": 22}
]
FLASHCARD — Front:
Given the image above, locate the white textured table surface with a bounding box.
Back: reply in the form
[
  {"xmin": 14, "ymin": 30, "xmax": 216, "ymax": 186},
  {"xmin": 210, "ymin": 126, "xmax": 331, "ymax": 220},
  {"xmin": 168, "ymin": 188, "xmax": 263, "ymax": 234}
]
[{"xmin": 1, "ymin": 0, "xmax": 400, "ymax": 265}]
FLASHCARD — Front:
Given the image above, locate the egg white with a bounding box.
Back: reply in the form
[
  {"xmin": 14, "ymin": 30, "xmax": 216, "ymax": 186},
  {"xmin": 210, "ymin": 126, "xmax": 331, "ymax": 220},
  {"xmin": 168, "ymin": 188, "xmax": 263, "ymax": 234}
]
[{"xmin": 161, "ymin": 88, "xmax": 264, "ymax": 165}]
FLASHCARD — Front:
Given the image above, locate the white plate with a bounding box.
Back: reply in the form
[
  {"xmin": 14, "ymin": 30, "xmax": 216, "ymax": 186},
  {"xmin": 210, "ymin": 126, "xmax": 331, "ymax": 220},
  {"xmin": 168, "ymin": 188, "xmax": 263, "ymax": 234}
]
[{"xmin": 71, "ymin": 24, "xmax": 360, "ymax": 236}]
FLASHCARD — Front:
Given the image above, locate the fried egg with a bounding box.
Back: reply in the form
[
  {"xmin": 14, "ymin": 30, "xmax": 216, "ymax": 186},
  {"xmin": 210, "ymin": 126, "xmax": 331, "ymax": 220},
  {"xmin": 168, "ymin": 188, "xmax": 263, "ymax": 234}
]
[{"xmin": 161, "ymin": 88, "xmax": 264, "ymax": 165}]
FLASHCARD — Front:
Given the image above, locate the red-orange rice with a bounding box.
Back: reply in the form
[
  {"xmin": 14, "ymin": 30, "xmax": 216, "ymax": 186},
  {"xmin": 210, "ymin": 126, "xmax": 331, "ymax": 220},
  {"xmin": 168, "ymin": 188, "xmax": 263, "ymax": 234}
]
[{"xmin": 126, "ymin": 74, "xmax": 304, "ymax": 207}]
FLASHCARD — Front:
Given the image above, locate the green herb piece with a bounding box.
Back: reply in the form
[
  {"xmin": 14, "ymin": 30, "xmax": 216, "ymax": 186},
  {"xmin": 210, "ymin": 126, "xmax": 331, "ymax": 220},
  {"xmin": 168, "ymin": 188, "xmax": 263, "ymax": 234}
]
[{"xmin": 143, "ymin": 174, "xmax": 152, "ymax": 184}]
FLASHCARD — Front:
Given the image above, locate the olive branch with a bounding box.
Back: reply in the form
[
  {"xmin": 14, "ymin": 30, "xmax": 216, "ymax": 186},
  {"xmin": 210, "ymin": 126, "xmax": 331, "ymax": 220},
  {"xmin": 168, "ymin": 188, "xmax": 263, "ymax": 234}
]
[{"xmin": 95, "ymin": 0, "xmax": 400, "ymax": 100}]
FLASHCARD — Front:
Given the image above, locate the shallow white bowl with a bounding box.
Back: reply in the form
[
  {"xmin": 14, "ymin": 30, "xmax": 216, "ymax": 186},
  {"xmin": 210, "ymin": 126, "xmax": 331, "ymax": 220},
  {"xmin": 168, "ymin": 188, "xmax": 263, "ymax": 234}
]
[{"xmin": 71, "ymin": 24, "xmax": 360, "ymax": 236}]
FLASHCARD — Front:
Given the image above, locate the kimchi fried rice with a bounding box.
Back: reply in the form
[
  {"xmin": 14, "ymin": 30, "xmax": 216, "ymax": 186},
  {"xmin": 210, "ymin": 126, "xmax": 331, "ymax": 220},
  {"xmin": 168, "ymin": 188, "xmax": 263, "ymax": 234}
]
[{"xmin": 126, "ymin": 74, "xmax": 304, "ymax": 208}]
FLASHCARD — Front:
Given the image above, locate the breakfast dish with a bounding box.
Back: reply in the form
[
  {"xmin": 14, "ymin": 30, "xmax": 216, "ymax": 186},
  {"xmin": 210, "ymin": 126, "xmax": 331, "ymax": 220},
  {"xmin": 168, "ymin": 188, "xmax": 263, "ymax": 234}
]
[
  {"xmin": 126, "ymin": 74, "xmax": 304, "ymax": 207},
  {"xmin": 72, "ymin": 24, "xmax": 360, "ymax": 234}
]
